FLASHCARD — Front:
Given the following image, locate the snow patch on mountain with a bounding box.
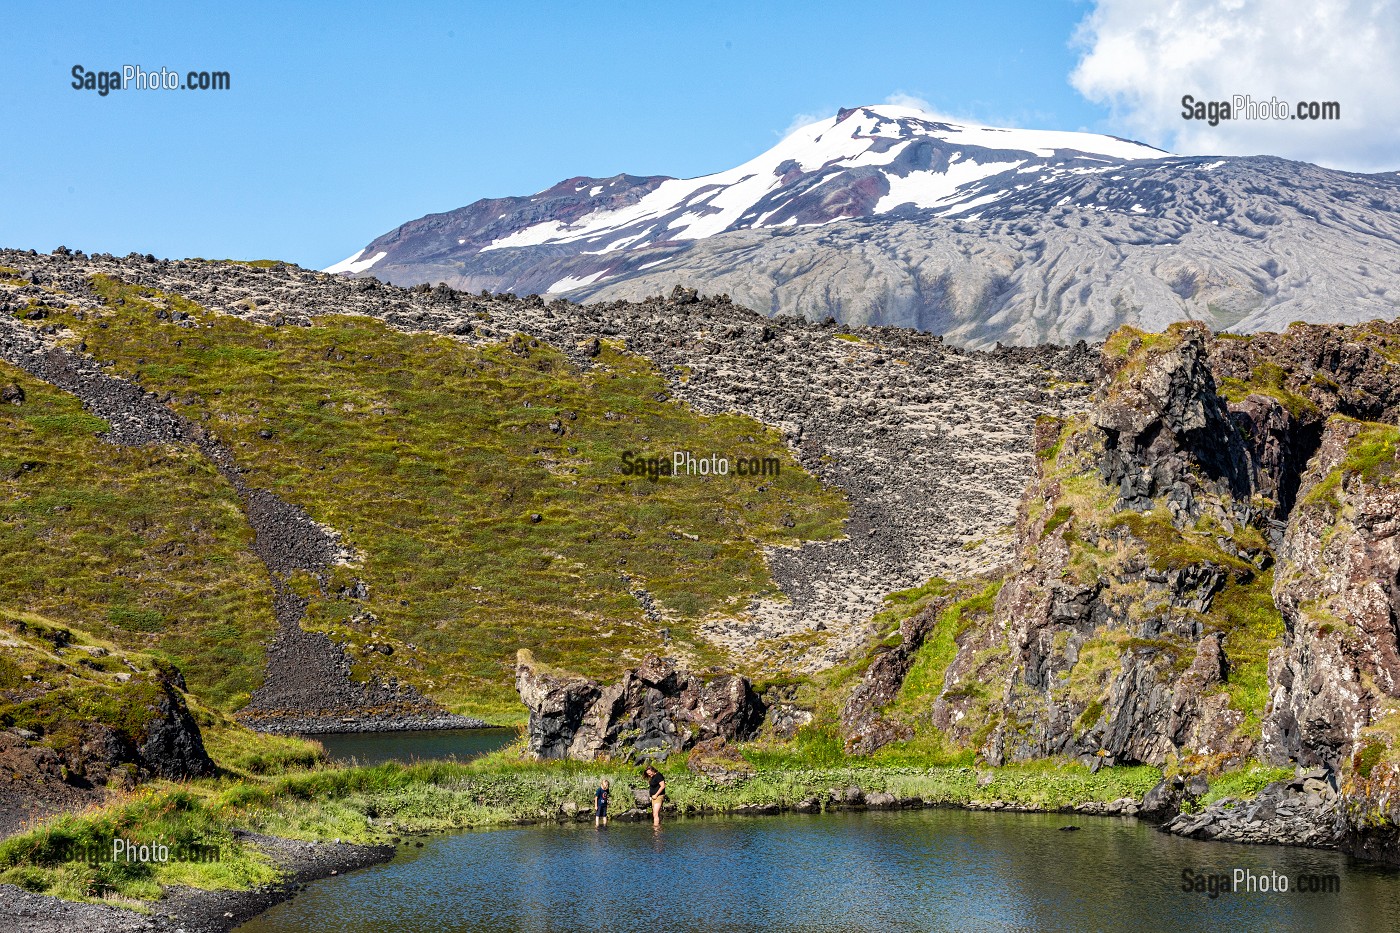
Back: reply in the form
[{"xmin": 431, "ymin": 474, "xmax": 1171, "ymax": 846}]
[
  {"xmin": 324, "ymin": 249, "xmax": 387, "ymax": 274},
  {"xmin": 474, "ymin": 104, "xmax": 1169, "ymax": 257}
]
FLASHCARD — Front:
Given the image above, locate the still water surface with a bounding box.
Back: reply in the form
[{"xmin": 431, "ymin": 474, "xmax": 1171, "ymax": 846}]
[
  {"xmin": 308, "ymin": 728, "xmax": 517, "ymax": 766},
  {"xmin": 239, "ymin": 807, "xmax": 1400, "ymax": 932}
]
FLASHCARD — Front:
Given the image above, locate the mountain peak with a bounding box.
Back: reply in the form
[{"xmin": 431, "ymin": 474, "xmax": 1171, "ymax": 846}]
[{"xmin": 326, "ymin": 105, "xmax": 1172, "ymax": 282}]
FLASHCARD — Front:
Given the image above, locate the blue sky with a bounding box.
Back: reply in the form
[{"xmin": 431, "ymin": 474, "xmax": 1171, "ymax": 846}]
[{"xmin": 3, "ymin": 1, "xmax": 1393, "ymax": 268}]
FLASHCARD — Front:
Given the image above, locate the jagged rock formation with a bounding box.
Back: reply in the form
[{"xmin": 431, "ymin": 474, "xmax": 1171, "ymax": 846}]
[
  {"xmin": 515, "ymin": 650, "xmax": 764, "ymax": 761},
  {"xmin": 1264, "ymin": 418, "xmax": 1400, "ymax": 769},
  {"xmin": 801, "ymin": 316, "xmax": 1400, "ymax": 857},
  {"xmin": 1093, "ymin": 326, "xmax": 1257, "ymax": 517},
  {"xmin": 1208, "ymin": 321, "xmax": 1400, "ymax": 778},
  {"xmin": 913, "ymin": 321, "xmax": 1400, "ymax": 777},
  {"xmin": 926, "ymin": 324, "xmax": 1274, "ymax": 769}
]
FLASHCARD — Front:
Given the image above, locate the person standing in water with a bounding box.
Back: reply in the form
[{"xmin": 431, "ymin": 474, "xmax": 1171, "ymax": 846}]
[
  {"xmin": 595, "ymin": 779, "xmax": 610, "ymax": 827},
  {"xmin": 645, "ymin": 765, "xmax": 666, "ymax": 826}
]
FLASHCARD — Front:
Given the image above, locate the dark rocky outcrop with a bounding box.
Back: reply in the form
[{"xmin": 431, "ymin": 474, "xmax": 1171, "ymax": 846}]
[
  {"xmin": 1263, "ymin": 417, "xmax": 1400, "ymax": 770},
  {"xmin": 52, "ymin": 679, "xmax": 215, "ymax": 784},
  {"xmin": 937, "ymin": 325, "xmax": 1293, "ymax": 769},
  {"xmin": 516, "ymin": 650, "xmax": 764, "ymax": 761},
  {"xmin": 1095, "ymin": 325, "xmax": 1257, "ymax": 519},
  {"xmin": 0, "ymin": 679, "xmax": 213, "ymax": 838},
  {"xmin": 136, "ymin": 681, "xmax": 216, "ymax": 780}
]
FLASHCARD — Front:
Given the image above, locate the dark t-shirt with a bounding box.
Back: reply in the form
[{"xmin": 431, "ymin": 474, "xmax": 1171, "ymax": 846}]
[
  {"xmin": 648, "ymin": 772, "xmax": 665, "ymax": 797},
  {"xmin": 595, "ymin": 787, "xmax": 609, "ymax": 810}
]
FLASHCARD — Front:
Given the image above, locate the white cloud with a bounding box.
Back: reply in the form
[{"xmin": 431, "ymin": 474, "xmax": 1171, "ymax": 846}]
[
  {"xmin": 882, "ymin": 93, "xmax": 978, "ymax": 124},
  {"xmin": 781, "ymin": 109, "xmax": 833, "ymax": 137},
  {"xmin": 780, "ymin": 93, "xmax": 975, "ymax": 138},
  {"xmin": 1070, "ymin": 0, "xmax": 1400, "ymax": 172}
]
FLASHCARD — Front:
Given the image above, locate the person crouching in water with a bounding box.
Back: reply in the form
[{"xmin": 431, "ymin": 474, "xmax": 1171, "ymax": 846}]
[
  {"xmin": 645, "ymin": 765, "xmax": 666, "ymax": 826},
  {"xmin": 595, "ymin": 779, "xmax": 610, "ymax": 826}
]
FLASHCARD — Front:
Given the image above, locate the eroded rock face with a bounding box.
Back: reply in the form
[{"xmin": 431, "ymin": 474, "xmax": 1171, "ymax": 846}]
[
  {"xmin": 840, "ymin": 602, "xmax": 942, "ymax": 755},
  {"xmin": 972, "ymin": 500, "xmax": 1250, "ymax": 768},
  {"xmin": 1264, "ymin": 418, "xmax": 1400, "ymax": 770},
  {"xmin": 1094, "ymin": 323, "xmax": 1256, "ymax": 521},
  {"xmin": 937, "ymin": 326, "xmax": 1277, "ymax": 769},
  {"xmin": 516, "ymin": 650, "xmax": 764, "ymax": 761}
]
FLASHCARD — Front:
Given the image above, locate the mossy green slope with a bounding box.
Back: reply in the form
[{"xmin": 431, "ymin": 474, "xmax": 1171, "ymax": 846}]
[
  {"xmin": 0, "ymin": 611, "xmax": 188, "ymax": 763},
  {"xmin": 34, "ymin": 276, "xmax": 847, "ymax": 717},
  {"xmin": 0, "ymin": 364, "xmax": 275, "ymax": 709}
]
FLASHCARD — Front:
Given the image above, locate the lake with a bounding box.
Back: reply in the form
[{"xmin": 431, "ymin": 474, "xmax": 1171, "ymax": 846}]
[
  {"xmin": 237, "ymin": 807, "xmax": 1400, "ymax": 932},
  {"xmin": 309, "ymin": 728, "xmax": 517, "ymax": 767}
]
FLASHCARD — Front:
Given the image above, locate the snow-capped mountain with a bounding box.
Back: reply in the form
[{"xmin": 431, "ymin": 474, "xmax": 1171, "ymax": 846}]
[
  {"xmin": 327, "ymin": 104, "xmax": 1400, "ymax": 347},
  {"xmin": 328, "ymin": 105, "xmax": 1166, "ymax": 285}
]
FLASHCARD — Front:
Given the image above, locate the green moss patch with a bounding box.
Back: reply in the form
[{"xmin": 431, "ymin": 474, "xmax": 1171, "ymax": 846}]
[{"xmin": 0, "ymin": 369, "xmax": 276, "ymax": 709}]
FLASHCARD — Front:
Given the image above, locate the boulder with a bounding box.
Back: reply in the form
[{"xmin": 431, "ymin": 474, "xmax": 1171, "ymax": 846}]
[
  {"xmin": 516, "ymin": 651, "xmax": 764, "ymax": 761},
  {"xmin": 686, "ymin": 736, "xmax": 754, "ymax": 785}
]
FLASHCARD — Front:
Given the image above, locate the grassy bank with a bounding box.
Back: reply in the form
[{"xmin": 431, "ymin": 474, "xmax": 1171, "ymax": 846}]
[{"xmin": 0, "ymin": 735, "xmax": 1163, "ymax": 906}]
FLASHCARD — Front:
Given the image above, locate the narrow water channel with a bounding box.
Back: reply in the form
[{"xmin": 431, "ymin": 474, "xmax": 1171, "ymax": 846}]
[{"xmin": 308, "ymin": 728, "xmax": 517, "ymax": 767}]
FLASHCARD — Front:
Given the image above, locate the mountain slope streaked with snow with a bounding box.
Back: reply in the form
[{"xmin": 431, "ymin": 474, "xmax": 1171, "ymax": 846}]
[{"xmin": 326, "ymin": 104, "xmax": 1400, "ymax": 347}]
